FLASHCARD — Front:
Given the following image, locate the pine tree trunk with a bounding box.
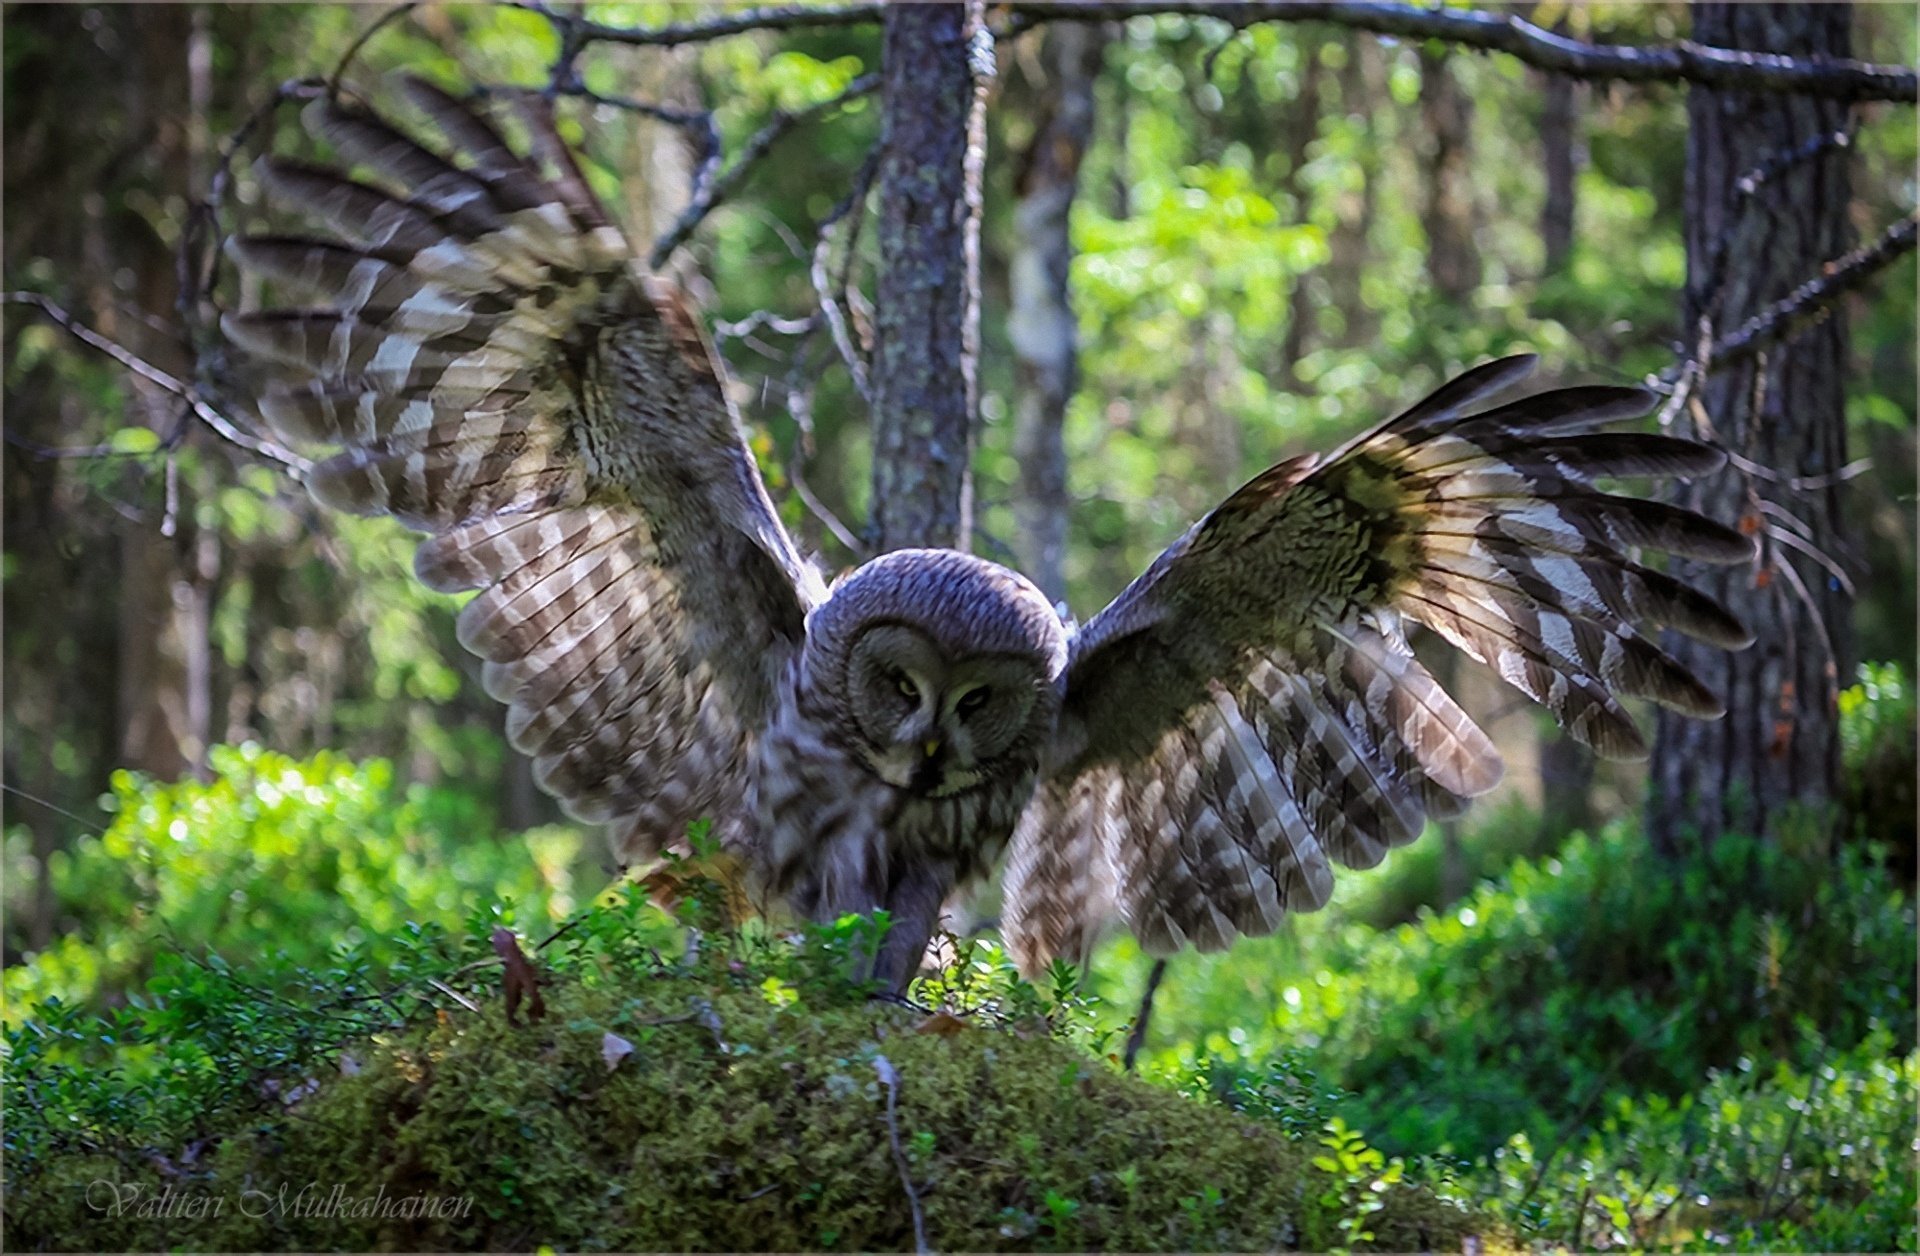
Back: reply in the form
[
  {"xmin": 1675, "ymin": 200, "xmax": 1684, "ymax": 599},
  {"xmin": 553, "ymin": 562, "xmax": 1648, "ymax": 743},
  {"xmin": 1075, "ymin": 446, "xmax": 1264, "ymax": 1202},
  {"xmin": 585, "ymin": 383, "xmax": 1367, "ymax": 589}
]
[
  {"xmin": 868, "ymin": 0, "xmax": 991, "ymax": 554},
  {"xmin": 1649, "ymin": 2, "xmax": 1854, "ymax": 854},
  {"xmin": 1538, "ymin": 36, "xmax": 1579, "ymax": 277},
  {"xmin": 1418, "ymin": 48, "xmax": 1480, "ymax": 305},
  {"xmin": 1009, "ymin": 23, "xmax": 1102, "ymax": 605}
]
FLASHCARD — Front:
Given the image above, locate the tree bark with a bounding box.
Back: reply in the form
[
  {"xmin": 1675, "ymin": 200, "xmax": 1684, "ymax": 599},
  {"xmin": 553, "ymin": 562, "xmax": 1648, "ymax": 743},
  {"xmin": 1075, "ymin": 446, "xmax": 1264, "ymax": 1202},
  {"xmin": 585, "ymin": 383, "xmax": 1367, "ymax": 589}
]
[
  {"xmin": 1009, "ymin": 23, "xmax": 1103, "ymax": 603},
  {"xmin": 1538, "ymin": 28, "xmax": 1580, "ymax": 276},
  {"xmin": 1649, "ymin": 2, "xmax": 1854, "ymax": 853},
  {"xmin": 1418, "ymin": 47, "xmax": 1481, "ymax": 305},
  {"xmin": 868, "ymin": 0, "xmax": 992, "ymax": 554},
  {"xmin": 1277, "ymin": 40, "xmax": 1325, "ymax": 382}
]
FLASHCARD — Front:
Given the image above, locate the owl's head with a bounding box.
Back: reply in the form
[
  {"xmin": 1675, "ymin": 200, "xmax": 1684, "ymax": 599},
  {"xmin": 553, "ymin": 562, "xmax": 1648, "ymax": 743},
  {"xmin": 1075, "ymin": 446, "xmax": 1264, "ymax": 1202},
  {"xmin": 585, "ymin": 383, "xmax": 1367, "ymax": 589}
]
[{"xmin": 809, "ymin": 550, "xmax": 1068, "ymax": 796}]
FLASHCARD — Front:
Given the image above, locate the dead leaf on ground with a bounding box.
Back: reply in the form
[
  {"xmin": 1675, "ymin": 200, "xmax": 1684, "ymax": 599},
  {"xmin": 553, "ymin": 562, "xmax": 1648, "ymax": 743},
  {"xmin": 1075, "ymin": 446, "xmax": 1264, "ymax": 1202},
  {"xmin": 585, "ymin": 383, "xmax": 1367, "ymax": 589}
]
[
  {"xmin": 914, "ymin": 1010, "xmax": 970, "ymax": 1037},
  {"xmin": 493, "ymin": 926, "xmax": 548, "ymax": 1025}
]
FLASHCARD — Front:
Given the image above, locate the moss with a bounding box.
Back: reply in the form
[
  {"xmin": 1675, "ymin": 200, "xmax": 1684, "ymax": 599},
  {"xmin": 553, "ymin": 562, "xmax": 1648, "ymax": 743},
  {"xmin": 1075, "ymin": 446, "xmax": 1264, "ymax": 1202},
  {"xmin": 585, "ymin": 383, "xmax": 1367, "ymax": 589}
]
[{"xmin": 9, "ymin": 961, "xmax": 1493, "ymax": 1252}]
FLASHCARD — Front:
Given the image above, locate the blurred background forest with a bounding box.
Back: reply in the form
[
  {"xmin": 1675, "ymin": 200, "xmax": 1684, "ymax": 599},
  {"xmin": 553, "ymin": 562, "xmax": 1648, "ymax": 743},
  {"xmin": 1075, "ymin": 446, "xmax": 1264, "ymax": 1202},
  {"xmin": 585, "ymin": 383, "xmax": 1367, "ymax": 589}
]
[{"xmin": 3, "ymin": 2, "xmax": 1916, "ymax": 1251}]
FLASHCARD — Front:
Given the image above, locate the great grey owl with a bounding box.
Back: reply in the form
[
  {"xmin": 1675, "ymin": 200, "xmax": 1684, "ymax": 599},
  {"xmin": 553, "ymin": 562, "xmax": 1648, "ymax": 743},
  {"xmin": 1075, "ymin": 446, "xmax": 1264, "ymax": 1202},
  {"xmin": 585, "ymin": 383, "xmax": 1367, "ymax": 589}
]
[{"xmin": 223, "ymin": 82, "xmax": 1753, "ymax": 989}]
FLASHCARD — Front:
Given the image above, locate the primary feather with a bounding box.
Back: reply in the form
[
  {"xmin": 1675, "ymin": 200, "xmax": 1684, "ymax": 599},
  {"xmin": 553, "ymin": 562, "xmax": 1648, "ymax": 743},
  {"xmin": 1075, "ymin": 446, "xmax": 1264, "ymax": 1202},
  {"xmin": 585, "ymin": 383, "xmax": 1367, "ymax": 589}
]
[
  {"xmin": 223, "ymin": 81, "xmax": 820, "ymax": 860},
  {"xmin": 1004, "ymin": 355, "xmax": 1753, "ymax": 973}
]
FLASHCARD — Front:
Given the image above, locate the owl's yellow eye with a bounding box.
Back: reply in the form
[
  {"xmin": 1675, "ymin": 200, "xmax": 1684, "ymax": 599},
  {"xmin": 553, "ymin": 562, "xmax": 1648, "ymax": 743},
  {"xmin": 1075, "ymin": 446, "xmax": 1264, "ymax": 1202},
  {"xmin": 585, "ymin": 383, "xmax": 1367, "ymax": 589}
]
[
  {"xmin": 895, "ymin": 674, "xmax": 918, "ymax": 699},
  {"xmin": 955, "ymin": 688, "xmax": 988, "ymax": 717}
]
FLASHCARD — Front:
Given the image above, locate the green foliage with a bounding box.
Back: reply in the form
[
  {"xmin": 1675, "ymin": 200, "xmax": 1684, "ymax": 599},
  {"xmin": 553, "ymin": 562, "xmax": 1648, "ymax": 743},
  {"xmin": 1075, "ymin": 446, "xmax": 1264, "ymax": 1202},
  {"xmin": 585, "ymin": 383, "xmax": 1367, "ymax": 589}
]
[
  {"xmin": 6, "ymin": 868, "xmax": 1484, "ymax": 1254},
  {"xmin": 1840, "ymin": 661, "xmax": 1917, "ymax": 852},
  {"xmin": 1202, "ymin": 825, "xmax": 1911, "ymax": 1160},
  {"xmin": 1459, "ymin": 1035, "xmax": 1917, "ymax": 1252},
  {"xmin": 5, "ymin": 745, "xmax": 584, "ymax": 1016}
]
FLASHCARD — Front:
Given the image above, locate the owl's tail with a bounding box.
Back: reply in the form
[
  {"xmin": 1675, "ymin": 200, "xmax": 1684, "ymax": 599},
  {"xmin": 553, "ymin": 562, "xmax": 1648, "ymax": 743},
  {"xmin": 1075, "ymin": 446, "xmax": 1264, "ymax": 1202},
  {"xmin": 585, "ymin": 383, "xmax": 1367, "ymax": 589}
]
[
  {"xmin": 1337, "ymin": 356, "xmax": 1755, "ymax": 760},
  {"xmin": 221, "ymin": 78, "xmax": 634, "ymax": 531}
]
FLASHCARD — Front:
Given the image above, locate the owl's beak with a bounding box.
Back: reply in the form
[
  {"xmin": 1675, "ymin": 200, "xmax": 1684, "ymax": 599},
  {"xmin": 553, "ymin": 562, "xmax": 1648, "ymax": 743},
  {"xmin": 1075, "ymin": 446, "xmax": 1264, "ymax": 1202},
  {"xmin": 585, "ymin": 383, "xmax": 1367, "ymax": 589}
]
[{"xmin": 922, "ymin": 738, "xmax": 941, "ymax": 759}]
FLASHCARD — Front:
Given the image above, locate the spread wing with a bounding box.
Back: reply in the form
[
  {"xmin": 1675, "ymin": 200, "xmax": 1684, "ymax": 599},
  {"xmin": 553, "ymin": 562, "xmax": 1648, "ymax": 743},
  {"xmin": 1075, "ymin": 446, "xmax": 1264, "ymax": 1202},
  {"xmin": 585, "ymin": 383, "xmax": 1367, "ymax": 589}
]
[
  {"xmin": 1003, "ymin": 355, "xmax": 1754, "ymax": 972},
  {"xmin": 222, "ymin": 81, "xmax": 822, "ymax": 858}
]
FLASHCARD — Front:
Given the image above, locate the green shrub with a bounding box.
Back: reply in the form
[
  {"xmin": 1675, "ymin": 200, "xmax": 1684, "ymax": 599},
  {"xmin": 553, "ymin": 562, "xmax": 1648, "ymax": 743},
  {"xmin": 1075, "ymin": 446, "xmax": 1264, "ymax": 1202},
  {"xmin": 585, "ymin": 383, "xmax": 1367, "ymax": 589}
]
[
  {"xmin": 5, "ymin": 887, "xmax": 1487, "ymax": 1253},
  {"xmin": 1841, "ymin": 661, "xmax": 1917, "ymax": 856},
  {"xmin": 1183, "ymin": 1022, "xmax": 1916, "ymax": 1251},
  {"xmin": 1273, "ymin": 825, "xmax": 1912, "ymax": 1157},
  {"xmin": 1460, "ymin": 1034, "xmax": 1917, "ymax": 1252},
  {"xmin": 5, "ymin": 745, "xmax": 584, "ymax": 1017}
]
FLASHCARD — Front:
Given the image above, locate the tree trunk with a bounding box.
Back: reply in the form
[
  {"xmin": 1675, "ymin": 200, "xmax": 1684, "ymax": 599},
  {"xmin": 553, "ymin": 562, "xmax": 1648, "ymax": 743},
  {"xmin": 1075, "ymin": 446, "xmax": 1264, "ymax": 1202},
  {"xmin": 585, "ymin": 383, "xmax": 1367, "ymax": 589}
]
[
  {"xmin": 1538, "ymin": 32, "xmax": 1579, "ymax": 276},
  {"xmin": 868, "ymin": 0, "xmax": 991, "ymax": 554},
  {"xmin": 1009, "ymin": 24, "xmax": 1103, "ymax": 604},
  {"xmin": 1418, "ymin": 48, "xmax": 1481, "ymax": 305},
  {"xmin": 1649, "ymin": 2, "xmax": 1854, "ymax": 854},
  {"xmin": 1538, "ymin": 726, "xmax": 1595, "ymax": 839},
  {"xmin": 1277, "ymin": 40, "xmax": 1325, "ymax": 383}
]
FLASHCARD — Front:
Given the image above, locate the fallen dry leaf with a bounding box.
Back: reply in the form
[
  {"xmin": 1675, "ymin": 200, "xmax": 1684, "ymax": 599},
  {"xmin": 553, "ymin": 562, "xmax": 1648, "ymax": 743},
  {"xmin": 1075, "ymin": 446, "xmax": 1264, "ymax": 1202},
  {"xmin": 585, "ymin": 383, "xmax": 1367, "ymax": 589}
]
[
  {"xmin": 914, "ymin": 1010, "xmax": 970, "ymax": 1037},
  {"xmin": 493, "ymin": 926, "xmax": 548, "ymax": 1025}
]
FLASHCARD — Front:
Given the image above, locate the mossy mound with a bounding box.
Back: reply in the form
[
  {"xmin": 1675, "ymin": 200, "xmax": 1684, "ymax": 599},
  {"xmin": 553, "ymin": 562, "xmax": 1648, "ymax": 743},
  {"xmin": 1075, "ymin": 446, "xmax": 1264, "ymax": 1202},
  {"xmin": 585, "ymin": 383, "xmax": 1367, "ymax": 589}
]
[{"xmin": 10, "ymin": 960, "xmax": 1488, "ymax": 1252}]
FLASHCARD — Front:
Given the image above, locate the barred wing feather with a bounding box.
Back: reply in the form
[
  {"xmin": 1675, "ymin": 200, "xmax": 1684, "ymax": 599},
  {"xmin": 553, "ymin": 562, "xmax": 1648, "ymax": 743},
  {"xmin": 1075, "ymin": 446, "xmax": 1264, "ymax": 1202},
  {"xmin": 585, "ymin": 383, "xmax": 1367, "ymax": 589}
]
[
  {"xmin": 1004, "ymin": 355, "xmax": 1753, "ymax": 973},
  {"xmin": 223, "ymin": 82, "xmax": 819, "ymax": 859}
]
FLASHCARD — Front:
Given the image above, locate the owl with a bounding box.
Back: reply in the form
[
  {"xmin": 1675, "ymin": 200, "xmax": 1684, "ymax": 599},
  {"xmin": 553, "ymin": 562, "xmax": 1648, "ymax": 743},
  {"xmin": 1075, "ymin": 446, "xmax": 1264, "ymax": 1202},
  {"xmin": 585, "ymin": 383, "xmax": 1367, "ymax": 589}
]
[{"xmin": 224, "ymin": 82, "xmax": 1753, "ymax": 989}]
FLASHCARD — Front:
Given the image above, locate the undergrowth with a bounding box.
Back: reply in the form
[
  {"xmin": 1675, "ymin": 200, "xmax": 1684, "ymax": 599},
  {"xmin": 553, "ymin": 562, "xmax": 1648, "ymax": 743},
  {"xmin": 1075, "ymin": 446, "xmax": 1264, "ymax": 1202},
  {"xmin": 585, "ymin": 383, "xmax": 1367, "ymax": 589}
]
[{"xmin": 4, "ymin": 878, "xmax": 1478, "ymax": 1252}]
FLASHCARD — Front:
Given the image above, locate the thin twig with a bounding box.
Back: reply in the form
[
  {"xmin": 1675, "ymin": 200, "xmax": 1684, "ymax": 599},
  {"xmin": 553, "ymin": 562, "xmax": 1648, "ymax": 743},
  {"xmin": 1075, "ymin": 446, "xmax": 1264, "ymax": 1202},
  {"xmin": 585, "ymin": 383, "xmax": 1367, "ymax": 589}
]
[
  {"xmin": 809, "ymin": 141, "xmax": 884, "ymax": 404},
  {"xmin": 1728, "ymin": 452, "xmax": 1872, "ymax": 492},
  {"xmin": 329, "ymin": 2, "xmax": 420, "ymax": 97},
  {"xmin": 716, "ymin": 309, "xmax": 819, "ymax": 340},
  {"xmin": 1737, "ymin": 125, "xmax": 1855, "ymax": 195},
  {"xmin": 426, "ymin": 978, "xmax": 482, "ymax": 1013},
  {"xmin": 1122, "ymin": 957, "xmax": 1169, "ymax": 1072},
  {"xmin": 1757, "ymin": 1088, "xmax": 1808, "ymax": 1223},
  {"xmin": 0, "ymin": 781, "xmax": 111, "ymax": 837},
  {"xmin": 1650, "ymin": 212, "xmax": 1918, "ymax": 401},
  {"xmin": 1768, "ymin": 546, "xmax": 1844, "ymax": 709},
  {"xmin": 874, "ymin": 1055, "xmax": 930, "ymax": 1255},
  {"xmin": 511, "ymin": 0, "xmax": 883, "ymax": 47},
  {"xmin": 651, "ymin": 73, "xmax": 880, "ymax": 268},
  {"xmin": 1768, "ymin": 522, "xmax": 1857, "ymax": 597},
  {"xmin": 784, "ymin": 371, "xmax": 869, "ymax": 557},
  {"xmin": 1710, "ymin": 211, "xmax": 1919, "ymax": 368},
  {"xmin": 4, "ymin": 292, "xmax": 308, "ymax": 474}
]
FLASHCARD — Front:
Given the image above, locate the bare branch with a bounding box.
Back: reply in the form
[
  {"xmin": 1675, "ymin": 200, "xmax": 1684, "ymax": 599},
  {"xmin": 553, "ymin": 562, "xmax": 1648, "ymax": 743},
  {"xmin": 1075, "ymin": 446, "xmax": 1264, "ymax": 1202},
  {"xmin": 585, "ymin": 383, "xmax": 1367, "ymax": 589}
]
[
  {"xmin": 1649, "ymin": 211, "xmax": 1918, "ymax": 405},
  {"xmin": 329, "ymin": 2, "xmax": 420, "ymax": 97},
  {"xmin": 783, "ymin": 367, "xmax": 869, "ymax": 559},
  {"xmin": 512, "ymin": 0, "xmax": 1917, "ymax": 104},
  {"xmin": 810, "ymin": 142, "xmax": 883, "ymax": 405},
  {"xmin": 509, "ymin": 0, "xmax": 883, "ymax": 48},
  {"xmin": 4, "ymin": 292, "xmax": 309, "ymax": 475},
  {"xmin": 1010, "ymin": 2, "xmax": 1918, "ymax": 103},
  {"xmin": 1122, "ymin": 957, "xmax": 1168, "ymax": 1072},
  {"xmin": 873, "ymin": 1055, "xmax": 930, "ymax": 1256},
  {"xmin": 1731, "ymin": 453, "xmax": 1872, "ymax": 493},
  {"xmin": 650, "ymin": 73, "xmax": 880, "ymax": 268},
  {"xmin": 1711, "ymin": 210, "xmax": 1919, "ymax": 367}
]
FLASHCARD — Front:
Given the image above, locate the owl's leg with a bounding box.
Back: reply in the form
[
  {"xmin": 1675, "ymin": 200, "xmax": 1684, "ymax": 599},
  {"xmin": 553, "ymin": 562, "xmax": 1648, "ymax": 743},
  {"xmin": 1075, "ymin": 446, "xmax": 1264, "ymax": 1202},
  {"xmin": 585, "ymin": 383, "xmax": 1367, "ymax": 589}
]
[{"xmin": 869, "ymin": 861, "xmax": 952, "ymax": 994}]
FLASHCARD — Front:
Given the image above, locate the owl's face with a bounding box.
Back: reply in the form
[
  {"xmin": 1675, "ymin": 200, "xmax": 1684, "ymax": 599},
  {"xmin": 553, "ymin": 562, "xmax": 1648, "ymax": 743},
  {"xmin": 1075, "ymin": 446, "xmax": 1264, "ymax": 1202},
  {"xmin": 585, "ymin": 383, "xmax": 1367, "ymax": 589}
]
[{"xmin": 846, "ymin": 623, "xmax": 1052, "ymax": 796}]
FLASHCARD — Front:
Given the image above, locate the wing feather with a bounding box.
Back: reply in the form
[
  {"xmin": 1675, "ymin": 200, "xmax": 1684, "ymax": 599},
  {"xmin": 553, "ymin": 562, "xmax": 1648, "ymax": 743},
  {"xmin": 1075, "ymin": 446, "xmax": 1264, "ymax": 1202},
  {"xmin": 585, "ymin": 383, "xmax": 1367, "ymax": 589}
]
[
  {"xmin": 223, "ymin": 81, "xmax": 818, "ymax": 857},
  {"xmin": 1006, "ymin": 355, "xmax": 1752, "ymax": 973}
]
